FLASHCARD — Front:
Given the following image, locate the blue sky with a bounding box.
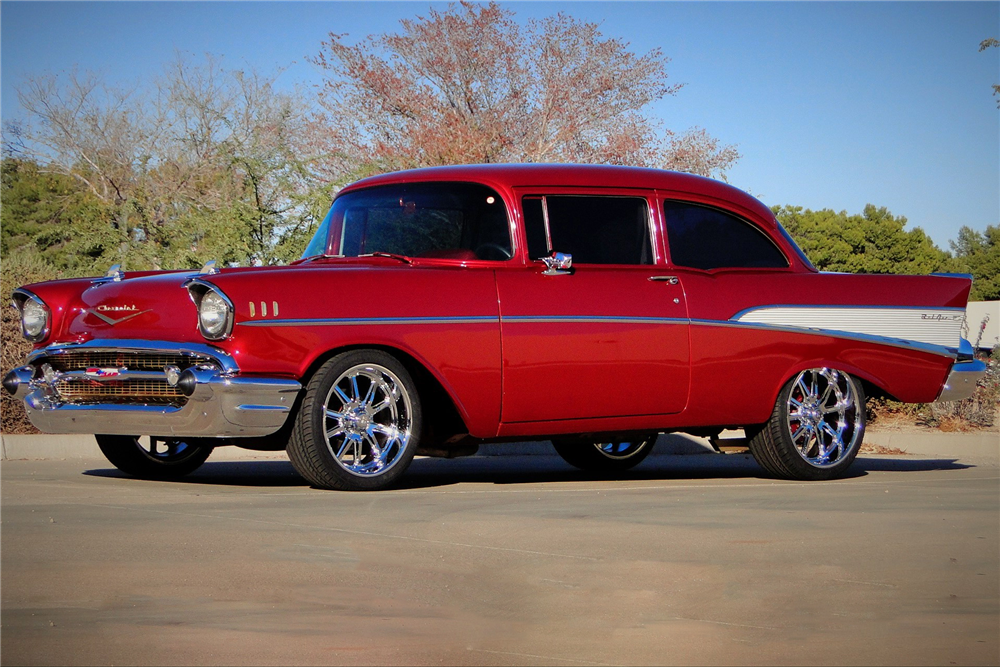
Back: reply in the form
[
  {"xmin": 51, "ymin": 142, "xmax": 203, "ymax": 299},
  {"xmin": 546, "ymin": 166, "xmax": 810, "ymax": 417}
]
[{"xmin": 2, "ymin": 1, "xmax": 997, "ymax": 249}]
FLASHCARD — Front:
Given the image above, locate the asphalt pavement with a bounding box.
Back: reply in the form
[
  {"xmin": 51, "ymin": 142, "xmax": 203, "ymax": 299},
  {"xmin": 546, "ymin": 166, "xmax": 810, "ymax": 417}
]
[{"xmin": 2, "ymin": 433, "xmax": 998, "ymax": 666}]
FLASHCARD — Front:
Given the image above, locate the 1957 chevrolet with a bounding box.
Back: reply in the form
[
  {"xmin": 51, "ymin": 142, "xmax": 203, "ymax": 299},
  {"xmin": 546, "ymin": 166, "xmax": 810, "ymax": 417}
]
[{"xmin": 4, "ymin": 165, "xmax": 987, "ymax": 490}]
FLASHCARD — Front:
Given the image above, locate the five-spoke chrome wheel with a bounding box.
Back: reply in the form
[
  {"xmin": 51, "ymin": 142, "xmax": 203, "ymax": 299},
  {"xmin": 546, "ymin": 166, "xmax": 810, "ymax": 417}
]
[
  {"xmin": 287, "ymin": 350, "xmax": 421, "ymax": 491},
  {"xmin": 553, "ymin": 435, "xmax": 656, "ymax": 472},
  {"xmin": 749, "ymin": 367, "xmax": 866, "ymax": 480},
  {"xmin": 96, "ymin": 434, "xmax": 214, "ymax": 479}
]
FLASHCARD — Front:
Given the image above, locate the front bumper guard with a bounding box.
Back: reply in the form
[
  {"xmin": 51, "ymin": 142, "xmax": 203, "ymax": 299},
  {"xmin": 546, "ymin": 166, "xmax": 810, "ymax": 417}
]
[
  {"xmin": 12, "ymin": 369, "xmax": 300, "ymax": 437},
  {"xmin": 4, "ymin": 339, "xmax": 300, "ymax": 437}
]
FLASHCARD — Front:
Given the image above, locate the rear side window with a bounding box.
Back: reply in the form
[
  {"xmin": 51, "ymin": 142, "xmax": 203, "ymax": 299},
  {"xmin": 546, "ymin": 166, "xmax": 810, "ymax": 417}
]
[
  {"xmin": 522, "ymin": 195, "xmax": 653, "ymax": 265},
  {"xmin": 663, "ymin": 201, "xmax": 787, "ymax": 270}
]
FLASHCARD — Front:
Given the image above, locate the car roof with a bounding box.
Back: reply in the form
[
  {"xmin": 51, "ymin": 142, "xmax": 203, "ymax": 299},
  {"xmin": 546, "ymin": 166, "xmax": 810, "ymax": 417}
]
[{"xmin": 346, "ymin": 164, "xmax": 775, "ymax": 226}]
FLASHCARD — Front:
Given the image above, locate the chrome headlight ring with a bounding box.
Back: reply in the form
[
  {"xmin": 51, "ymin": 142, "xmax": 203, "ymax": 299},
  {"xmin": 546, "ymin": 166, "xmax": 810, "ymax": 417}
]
[
  {"xmin": 184, "ymin": 279, "xmax": 234, "ymax": 341},
  {"xmin": 12, "ymin": 289, "xmax": 51, "ymax": 343}
]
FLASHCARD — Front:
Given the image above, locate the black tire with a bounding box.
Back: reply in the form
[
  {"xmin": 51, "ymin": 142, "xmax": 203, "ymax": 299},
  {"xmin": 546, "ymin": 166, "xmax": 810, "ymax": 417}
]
[
  {"xmin": 95, "ymin": 435, "xmax": 213, "ymax": 479},
  {"xmin": 552, "ymin": 436, "xmax": 656, "ymax": 472},
  {"xmin": 286, "ymin": 349, "xmax": 421, "ymax": 491},
  {"xmin": 748, "ymin": 368, "xmax": 866, "ymax": 481}
]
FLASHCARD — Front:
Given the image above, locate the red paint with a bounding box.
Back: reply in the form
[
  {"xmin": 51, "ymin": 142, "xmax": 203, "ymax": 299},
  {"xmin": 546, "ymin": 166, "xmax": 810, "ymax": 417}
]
[{"xmin": 19, "ymin": 165, "xmax": 973, "ymax": 440}]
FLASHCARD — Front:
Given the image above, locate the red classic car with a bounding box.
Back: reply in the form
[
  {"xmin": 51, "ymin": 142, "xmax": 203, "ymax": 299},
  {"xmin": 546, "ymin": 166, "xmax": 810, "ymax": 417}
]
[{"xmin": 4, "ymin": 165, "xmax": 987, "ymax": 490}]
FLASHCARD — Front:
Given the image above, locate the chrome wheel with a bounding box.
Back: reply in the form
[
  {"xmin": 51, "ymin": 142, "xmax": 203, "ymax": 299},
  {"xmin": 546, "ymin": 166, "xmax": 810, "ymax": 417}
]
[
  {"xmin": 95, "ymin": 434, "xmax": 213, "ymax": 479},
  {"xmin": 748, "ymin": 367, "xmax": 866, "ymax": 481},
  {"xmin": 323, "ymin": 363, "xmax": 413, "ymax": 477},
  {"xmin": 785, "ymin": 368, "xmax": 863, "ymax": 468},
  {"xmin": 287, "ymin": 350, "xmax": 422, "ymax": 491}
]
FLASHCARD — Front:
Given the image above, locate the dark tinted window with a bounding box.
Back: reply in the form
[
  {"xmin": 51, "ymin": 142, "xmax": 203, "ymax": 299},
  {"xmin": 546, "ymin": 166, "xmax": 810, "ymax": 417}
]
[
  {"xmin": 663, "ymin": 201, "xmax": 787, "ymax": 270},
  {"xmin": 543, "ymin": 196, "xmax": 652, "ymax": 265},
  {"xmin": 307, "ymin": 182, "xmax": 512, "ymax": 260}
]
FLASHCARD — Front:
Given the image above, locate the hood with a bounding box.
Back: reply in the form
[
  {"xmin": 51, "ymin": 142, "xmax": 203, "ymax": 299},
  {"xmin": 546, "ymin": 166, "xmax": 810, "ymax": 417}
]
[{"xmin": 57, "ymin": 271, "xmax": 203, "ymax": 343}]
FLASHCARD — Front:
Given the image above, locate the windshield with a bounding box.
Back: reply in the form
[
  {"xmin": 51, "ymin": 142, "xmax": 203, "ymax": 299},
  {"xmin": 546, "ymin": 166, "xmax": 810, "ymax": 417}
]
[{"xmin": 301, "ymin": 182, "xmax": 513, "ymax": 261}]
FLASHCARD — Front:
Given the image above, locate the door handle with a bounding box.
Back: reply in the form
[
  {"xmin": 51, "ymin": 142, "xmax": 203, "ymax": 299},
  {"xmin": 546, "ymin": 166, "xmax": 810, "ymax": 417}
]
[{"xmin": 648, "ymin": 275, "xmax": 679, "ymax": 285}]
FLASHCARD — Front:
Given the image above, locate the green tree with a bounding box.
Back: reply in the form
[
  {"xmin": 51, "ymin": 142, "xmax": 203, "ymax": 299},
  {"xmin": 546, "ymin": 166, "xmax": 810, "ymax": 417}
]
[
  {"xmin": 773, "ymin": 204, "xmax": 951, "ymax": 275},
  {"xmin": 4, "ymin": 54, "xmax": 322, "ymax": 271},
  {"xmin": 950, "ymin": 225, "xmax": 1000, "ymax": 301}
]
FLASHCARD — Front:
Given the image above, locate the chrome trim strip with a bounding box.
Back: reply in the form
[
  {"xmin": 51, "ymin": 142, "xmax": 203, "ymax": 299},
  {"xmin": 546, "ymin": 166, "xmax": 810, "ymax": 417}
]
[
  {"xmin": 691, "ymin": 318, "xmax": 958, "ymax": 359},
  {"xmin": 26, "ymin": 339, "xmax": 240, "ymax": 375},
  {"xmin": 237, "ymin": 312, "xmax": 962, "ymax": 359},
  {"xmin": 504, "ymin": 316, "xmax": 681, "ymax": 325},
  {"xmin": 239, "ymin": 316, "xmax": 498, "ymax": 327},
  {"xmin": 730, "ymin": 303, "xmax": 966, "ymax": 320}
]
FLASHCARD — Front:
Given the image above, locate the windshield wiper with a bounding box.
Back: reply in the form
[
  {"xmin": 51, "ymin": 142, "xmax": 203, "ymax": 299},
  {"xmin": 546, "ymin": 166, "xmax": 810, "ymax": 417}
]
[{"xmin": 359, "ymin": 252, "xmax": 412, "ymax": 264}]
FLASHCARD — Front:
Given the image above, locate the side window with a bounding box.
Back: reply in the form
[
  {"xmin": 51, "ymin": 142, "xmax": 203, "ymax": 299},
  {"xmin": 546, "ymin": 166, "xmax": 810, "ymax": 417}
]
[
  {"xmin": 522, "ymin": 195, "xmax": 653, "ymax": 265},
  {"xmin": 663, "ymin": 201, "xmax": 788, "ymax": 270}
]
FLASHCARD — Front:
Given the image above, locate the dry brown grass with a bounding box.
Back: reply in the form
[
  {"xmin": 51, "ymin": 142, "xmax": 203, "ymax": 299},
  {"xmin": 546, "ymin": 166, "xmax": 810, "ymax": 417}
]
[{"xmin": 1, "ymin": 252, "xmax": 59, "ymax": 434}]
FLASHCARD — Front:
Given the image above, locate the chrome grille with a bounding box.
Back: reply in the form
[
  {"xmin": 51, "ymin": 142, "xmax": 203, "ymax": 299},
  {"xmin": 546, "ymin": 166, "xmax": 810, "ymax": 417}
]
[
  {"xmin": 43, "ymin": 351, "xmax": 208, "ymax": 373},
  {"xmin": 54, "ymin": 379, "xmax": 185, "ymax": 405},
  {"xmin": 36, "ymin": 350, "xmax": 218, "ymax": 406}
]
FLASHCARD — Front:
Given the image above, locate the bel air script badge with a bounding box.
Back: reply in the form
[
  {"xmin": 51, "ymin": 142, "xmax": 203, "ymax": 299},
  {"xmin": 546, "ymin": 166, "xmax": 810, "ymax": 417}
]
[
  {"xmin": 87, "ymin": 304, "xmax": 151, "ymax": 326},
  {"xmin": 921, "ymin": 313, "xmax": 962, "ymax": 321}
]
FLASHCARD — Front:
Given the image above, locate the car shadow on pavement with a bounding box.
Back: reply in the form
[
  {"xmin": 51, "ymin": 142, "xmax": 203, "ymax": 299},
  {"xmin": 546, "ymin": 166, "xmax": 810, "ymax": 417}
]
[
  {"xmin": 83, "ymin": 453, "xmax": 973, "ymax": 491},
  {"xmin": 83, "ymin": 460, "xmax": 307, "ymax": 487}
]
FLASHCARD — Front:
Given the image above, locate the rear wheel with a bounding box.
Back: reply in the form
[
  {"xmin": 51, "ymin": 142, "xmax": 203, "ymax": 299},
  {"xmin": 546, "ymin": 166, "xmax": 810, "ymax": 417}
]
[
  {"xmin": 95, "ymin": 435, "xmax": 214, "ymax": 479},
  {"xmin": 748, "ymin": 368, "xmax": 865, "ymax": 480},
  {"xmin": 287, "ymin": 350, "xmax": 421, "ymax": 491},
  {"xmin": 552, "ymin": 436, "xmax": 656, "ymax": 472}
]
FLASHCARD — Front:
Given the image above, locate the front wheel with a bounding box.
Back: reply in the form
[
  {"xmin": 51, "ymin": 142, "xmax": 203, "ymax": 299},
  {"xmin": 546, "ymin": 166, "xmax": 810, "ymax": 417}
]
[
  {"xmin": 552, "ymin": 436, "xmax": 656, "ymax": 472},
  {"xmin": 95, "ymin": 435, "xmax": 214, "ymax": 479},
  {"xmin": 748, "ymin": 368, "xmax": 865, "ymax": 480},
  {"xmin": 286, "ymin": 350, "xmax": 421, "ymax": 491}
]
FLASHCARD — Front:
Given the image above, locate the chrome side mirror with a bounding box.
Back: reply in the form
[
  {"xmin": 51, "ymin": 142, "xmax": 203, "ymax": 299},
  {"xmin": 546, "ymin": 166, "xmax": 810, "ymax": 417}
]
[{"xmin": 541, "ymin": 251, "xmax": 573, "ymax": 276}]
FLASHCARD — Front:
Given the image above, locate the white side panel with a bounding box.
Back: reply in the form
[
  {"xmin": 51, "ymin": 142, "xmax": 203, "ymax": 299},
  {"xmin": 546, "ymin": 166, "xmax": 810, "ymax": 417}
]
[
  {"xmin": 734, "ymin": 307, "xmax": 964, "ymax": 348},
  {"xmin": 964, "ymin": 301, "xmax": 1000, "ymax": 350}
]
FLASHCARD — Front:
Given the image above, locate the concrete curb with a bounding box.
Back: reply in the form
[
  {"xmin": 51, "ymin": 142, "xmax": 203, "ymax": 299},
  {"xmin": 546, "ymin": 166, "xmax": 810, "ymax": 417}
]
[{"xmin": 2, "ymin": 429, "xmax": 995, "ymax": 462}]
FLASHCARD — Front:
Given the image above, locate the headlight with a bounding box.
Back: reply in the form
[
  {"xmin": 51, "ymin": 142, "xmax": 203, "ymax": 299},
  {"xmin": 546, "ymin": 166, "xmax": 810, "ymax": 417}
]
[
  {"xmin": 199, "ymin": 290, "xmax": 231, "ymax": 338},
  {"xmin": 186, "ymin": 280, "xmax": 234, "ymax": 341},
  {"xmin": 13, "ymin": 290, "xmax": 50, "ymax": 342}
]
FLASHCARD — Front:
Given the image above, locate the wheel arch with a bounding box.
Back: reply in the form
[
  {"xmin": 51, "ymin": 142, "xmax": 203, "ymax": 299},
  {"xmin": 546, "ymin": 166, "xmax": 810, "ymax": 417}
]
[
  {"xmin": 297, "ymin": 343, "xmax": 473, "ymax": 443},
  {"xmin": 767, "ymin": 359, "xmax": 891, "ymax": 412}
]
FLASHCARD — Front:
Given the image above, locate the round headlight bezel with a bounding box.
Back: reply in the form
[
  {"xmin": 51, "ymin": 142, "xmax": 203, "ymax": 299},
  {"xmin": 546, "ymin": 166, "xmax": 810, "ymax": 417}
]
[
  {"xmin": 13, "ymin": 289, "xmax": 50, "ymax": 343},
  {"xmin": 185, "ymin": 280, "xmax": 234, "ymax": 341}
]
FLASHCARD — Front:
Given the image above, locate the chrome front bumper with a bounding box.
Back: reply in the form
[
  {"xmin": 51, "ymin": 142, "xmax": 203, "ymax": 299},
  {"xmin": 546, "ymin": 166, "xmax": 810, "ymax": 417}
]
[
  {"xmin": 5, "ymin": 340, "xmax": 301, "ymax": 438},
  {"xmin": 936, "ymin": 359, "xmax": 988, "ymax": 402}
]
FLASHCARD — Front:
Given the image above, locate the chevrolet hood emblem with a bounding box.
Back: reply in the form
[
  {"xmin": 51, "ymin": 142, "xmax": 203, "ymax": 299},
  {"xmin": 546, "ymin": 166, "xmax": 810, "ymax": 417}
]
[{"xmin": 87, "ymin": 307, "xmax": 151, "ymax": 326}]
